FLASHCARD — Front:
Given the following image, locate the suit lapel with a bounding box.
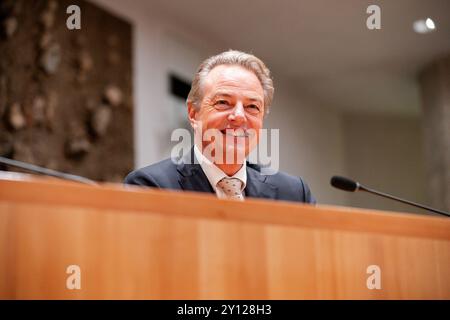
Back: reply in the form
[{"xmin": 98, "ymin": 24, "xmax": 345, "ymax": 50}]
[
  {"xmin": 176, "ymin": 147, "xmax": 278, "ymax": 199},
  {"xmin": 176, "ymin": 148, "xmax": 215, "ymax": 194},
  {"xmin": 245, "ymin": 166, "xmax": 278, "ymax": 200}
]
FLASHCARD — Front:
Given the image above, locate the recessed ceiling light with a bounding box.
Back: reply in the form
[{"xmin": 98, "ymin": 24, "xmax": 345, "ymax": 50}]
[
  {"xmin": 413, "ymin": 18, "xmax": 436, "ymax": 34},
  {"xmin": 425, "ymin": 18, "xmax": 435, "ymax": 30}
]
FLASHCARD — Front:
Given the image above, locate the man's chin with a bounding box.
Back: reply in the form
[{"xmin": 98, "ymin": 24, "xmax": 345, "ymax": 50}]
[
  {"xmin": 220, "ymin": 145, "xmax": 248, "ymax": 165},
  {"xmin": 200, "ymin": 139, "xmax": 254, "ymax": 164}
]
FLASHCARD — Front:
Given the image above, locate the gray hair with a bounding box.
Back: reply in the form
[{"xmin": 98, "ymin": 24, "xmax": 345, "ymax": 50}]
[{"xmin": 187, "ymin": 50, "xmax": 274, "ymax": 114}]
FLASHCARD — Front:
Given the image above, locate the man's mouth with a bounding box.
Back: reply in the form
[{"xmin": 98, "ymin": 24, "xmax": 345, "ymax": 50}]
[{"xmin": 220, "ymin": 128, "xmax": 249, "ymax": 138}]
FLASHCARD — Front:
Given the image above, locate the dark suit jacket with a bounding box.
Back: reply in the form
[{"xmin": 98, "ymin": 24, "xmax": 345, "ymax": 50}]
[{"xmin": 124, "ymin": 148, "xmax": 316, "ymax": 204}]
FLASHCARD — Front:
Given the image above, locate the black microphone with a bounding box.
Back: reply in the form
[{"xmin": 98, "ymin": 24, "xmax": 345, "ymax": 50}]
[
  {"xmin": 0, "ymin": 156, "xmax": 96, "ymax": 185},
  {"xmin": 330, "ymin": 175, "xmax": 450, "ymax": 217}
]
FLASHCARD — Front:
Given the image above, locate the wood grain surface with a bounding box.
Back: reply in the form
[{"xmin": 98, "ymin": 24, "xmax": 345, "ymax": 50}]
[{"xmin": 1, "ymin": 174, "xmax": 449, "ymax": 299}]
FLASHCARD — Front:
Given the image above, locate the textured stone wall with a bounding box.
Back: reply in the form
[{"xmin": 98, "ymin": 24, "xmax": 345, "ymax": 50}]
[{"xmin": 0, "ymin": 0, "xmax": 133, "ymax": 182}]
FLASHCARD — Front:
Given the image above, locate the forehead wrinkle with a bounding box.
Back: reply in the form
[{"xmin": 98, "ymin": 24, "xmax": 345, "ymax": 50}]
[{"xmin": 201, "ymin": 65, "xmax": 264, "ymax": 104}]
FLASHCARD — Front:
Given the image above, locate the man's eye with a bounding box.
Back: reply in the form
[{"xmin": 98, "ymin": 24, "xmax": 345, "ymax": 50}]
[
  {"xmin": 214, "ymin": 100, "xmax": 231, "ymax": 108},
  {"xmin": 246, "ymin": 104, "xmax": 260, "ymax": 111}
]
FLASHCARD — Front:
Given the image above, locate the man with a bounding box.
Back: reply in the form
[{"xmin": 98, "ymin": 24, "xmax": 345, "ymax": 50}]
[{"xmin": 125, "ymin": 50, "xmax": 315, "ymax": 203}]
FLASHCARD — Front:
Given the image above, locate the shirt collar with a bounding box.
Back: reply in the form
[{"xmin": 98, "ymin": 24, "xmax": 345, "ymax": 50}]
[{"xmin": 193, "ymin": 145, "xmax": 247, "ymax": 191}]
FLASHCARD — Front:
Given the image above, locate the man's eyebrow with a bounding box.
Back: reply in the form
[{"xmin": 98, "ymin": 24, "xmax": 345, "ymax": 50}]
[
  {"xmin": 213, "ymin": 92, "xmax": 233, "ymax": 98},
  {"xmin": 247, "ymin": 97, "xmax": 263, "ymax": 103},
  {"xmin": 213, "ymin": 92, "xmax": 263, "ymax": 103}
]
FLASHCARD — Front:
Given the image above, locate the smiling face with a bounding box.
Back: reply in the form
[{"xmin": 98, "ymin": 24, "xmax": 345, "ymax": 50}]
[{"xmin": 188, "ymin": 64, "xmax": 265, "ymax": 167}]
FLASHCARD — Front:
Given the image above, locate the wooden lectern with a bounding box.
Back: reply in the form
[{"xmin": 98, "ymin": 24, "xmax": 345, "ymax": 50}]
[{"xmin": 0, "ymin": 172, "xmax": 449, "ymax": 299}]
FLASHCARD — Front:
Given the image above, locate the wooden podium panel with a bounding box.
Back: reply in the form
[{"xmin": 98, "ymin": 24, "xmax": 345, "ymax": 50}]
[{"xmin": 0, "ymin": 173, "xmax": 449, "ymax": 299}]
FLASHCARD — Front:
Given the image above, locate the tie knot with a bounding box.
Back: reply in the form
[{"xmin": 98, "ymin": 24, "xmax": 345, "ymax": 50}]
[{"xmin": 217, "ymin": 177, "xmax": 243, "ymax": 200}]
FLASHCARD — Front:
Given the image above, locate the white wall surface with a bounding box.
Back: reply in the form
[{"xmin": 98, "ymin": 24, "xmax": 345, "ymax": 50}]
[{"xmin": 342, "ymin": 113, "xmax": 427, "ymax": 214}]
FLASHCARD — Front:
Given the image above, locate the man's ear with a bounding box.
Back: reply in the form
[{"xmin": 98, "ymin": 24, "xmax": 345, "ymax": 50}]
[{"xmin": 187, "ymin": 101, "xmax": 198, "ymax": 130}]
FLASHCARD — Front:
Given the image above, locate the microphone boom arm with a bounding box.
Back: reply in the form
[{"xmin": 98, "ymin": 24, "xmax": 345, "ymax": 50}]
[
  {"xmin": 331, "ymin": 175, "xmax": 450, "ymax": 217},
  {"xmin": 0, "ymin": 156, "xmax": 96, "ymax": 185},
  {"xmin": 359, "ymin": 185, "xmax": 450, "ymax": 217}
]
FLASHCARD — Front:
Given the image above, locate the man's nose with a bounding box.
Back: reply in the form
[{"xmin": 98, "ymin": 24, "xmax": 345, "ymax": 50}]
[{"xmin": 228, "ymin": 102, "xmax": 246, "ymax": 124}]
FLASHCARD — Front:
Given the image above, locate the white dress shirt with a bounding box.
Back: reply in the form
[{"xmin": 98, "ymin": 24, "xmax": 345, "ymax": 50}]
[{"xmin": 193, "ymin": 145, "xmax": 247, "ymax": 199}]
